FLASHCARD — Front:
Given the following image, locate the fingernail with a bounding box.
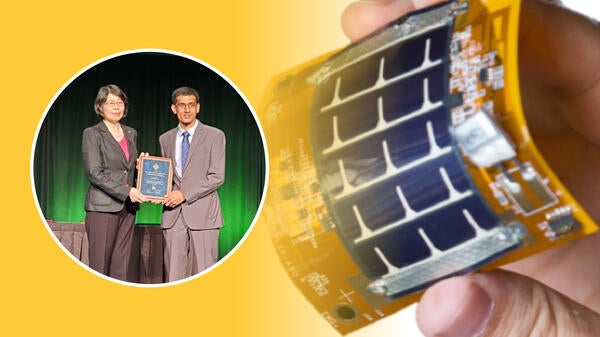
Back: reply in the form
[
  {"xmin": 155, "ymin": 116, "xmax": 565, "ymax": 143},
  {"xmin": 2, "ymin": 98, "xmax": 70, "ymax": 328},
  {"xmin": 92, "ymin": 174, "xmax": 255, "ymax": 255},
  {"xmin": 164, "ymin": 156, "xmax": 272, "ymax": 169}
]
[{"xmin": 417, "ymin": 277, "xmax": 493, "ymax": 337}]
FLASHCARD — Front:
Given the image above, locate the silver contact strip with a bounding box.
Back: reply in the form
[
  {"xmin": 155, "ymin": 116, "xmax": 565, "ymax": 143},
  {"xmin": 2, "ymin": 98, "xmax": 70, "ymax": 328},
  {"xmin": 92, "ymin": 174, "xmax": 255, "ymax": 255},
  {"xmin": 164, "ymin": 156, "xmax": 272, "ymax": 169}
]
[
  {"xmin": 367, "ymin": 222, "xmax": 526, "ymax": 297},
  {"xmin": 310, "ymin": 1, "xmax": 457, "ymax": 85}
]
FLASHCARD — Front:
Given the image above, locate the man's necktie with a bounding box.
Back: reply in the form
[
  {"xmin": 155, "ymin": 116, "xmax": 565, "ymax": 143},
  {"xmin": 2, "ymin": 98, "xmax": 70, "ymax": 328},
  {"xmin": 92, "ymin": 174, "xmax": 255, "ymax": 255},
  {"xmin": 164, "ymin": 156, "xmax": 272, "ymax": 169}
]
[{"xmin": 181, "ymin": 131, "xmax": 190, "ymax": 171}]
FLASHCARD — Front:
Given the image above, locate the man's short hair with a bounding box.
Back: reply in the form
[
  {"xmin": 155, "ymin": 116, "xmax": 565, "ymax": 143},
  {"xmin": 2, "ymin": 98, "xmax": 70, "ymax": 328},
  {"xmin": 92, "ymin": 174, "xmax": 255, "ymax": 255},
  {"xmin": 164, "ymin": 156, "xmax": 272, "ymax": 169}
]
[{"xmin": 171, "ymin": 86, "xmax": 200, "ymax": 104}]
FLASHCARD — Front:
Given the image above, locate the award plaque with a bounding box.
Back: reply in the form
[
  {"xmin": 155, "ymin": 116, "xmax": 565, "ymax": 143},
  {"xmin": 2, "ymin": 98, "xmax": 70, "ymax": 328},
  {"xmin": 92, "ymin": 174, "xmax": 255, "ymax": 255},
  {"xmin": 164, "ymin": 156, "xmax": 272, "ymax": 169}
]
[{"xmin": 136, "ymin": 156, "xmax": 173, "ymax": 201}]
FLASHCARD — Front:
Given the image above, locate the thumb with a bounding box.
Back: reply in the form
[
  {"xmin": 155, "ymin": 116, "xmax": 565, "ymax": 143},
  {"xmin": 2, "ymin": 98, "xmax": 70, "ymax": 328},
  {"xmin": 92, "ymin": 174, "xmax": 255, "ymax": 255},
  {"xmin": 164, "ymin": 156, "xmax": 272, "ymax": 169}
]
[{"xmin": 416, "ymin": 270, "xmax": 600, "ymax": 337}]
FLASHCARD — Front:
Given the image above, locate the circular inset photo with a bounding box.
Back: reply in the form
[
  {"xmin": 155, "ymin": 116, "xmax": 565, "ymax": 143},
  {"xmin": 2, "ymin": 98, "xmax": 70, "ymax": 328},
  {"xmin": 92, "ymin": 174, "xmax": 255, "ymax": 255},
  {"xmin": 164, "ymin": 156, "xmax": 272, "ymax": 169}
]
[{"xmin": 31, "ymin": 49, "xmax": 267, "ymax": 286}]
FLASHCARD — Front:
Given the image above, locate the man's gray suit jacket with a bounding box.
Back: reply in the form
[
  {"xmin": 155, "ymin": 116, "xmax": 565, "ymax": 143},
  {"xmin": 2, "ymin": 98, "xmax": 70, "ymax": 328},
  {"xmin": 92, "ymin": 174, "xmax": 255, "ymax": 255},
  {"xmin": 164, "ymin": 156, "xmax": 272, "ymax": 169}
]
[{"xmin": 159, "ymin": 121, "xmax": 225, "ymax": 230}]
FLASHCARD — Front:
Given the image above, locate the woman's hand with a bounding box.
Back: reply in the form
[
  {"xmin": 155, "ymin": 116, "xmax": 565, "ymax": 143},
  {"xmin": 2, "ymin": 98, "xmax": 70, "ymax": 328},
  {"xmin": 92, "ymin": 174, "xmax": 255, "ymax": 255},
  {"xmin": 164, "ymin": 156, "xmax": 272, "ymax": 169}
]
[
  {"xmin": 128, "ymin": 187, "xmax": 147, "ymax": 203},
  {"xmin": 136, "ymin": 152, "xmax": 150, "ymax": 170}
]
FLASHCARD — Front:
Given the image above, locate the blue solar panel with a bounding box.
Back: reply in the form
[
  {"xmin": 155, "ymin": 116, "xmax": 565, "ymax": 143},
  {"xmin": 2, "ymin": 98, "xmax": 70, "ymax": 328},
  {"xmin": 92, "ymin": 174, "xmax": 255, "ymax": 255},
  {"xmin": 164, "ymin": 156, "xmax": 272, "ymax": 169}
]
[
  {"xmin": 310, "ymin": 19, "xmax": 514, "ymax": 297},
  {"xmin": 381, "ymin": 24, "xmax": 449, "ymax": 78},
  {"xmin": 337, "ymin": 57, "xmax": 381, "ymax": 99}
]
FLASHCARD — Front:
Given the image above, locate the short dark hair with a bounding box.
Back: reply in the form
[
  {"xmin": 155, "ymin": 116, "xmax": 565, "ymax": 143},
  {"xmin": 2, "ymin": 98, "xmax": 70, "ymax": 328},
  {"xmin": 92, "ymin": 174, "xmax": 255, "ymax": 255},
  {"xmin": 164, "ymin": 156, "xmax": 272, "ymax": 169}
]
[
  {"xmin": 171, "ymin": 86, "xmax": 199, "ymax": 104},
  {"xmin": 94, "ymin": 84, "xmax": 129, "ymax": 118}
]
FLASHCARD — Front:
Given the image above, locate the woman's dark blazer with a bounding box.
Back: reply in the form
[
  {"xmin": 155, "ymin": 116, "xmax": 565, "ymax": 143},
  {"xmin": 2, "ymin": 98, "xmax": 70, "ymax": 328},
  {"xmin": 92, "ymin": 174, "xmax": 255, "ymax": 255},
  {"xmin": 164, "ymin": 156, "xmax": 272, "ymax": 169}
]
[{"xmin": 81, "ymin": 121, "xmax": 138, "ymax": 213}]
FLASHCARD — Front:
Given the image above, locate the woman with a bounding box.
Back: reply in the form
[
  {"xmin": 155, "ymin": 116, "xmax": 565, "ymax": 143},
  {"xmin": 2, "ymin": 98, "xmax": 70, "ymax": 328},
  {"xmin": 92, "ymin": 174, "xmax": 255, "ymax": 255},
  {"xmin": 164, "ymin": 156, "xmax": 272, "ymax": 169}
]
[{"xmin": 81, "ymin": 84, "xmax": 146, "ymax": 281}]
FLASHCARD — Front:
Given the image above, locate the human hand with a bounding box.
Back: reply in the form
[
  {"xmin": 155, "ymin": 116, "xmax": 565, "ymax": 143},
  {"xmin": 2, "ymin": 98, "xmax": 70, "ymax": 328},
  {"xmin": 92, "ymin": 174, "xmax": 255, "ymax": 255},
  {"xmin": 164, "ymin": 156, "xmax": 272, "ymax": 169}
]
[
  {"xmin": 163, "ymin": 190, "xmax": 185, "ymax": 208},
  {"xmin": 342, "ymin": 0, "xmax": 600, "ymax": 336},
  {"xmin": 136, "ymin": 152, "xmax": 150, "ymax": 170},
  {"xmin": 128, "ymin": 187, "xmax": 147, "ymax": 203},
  {"xmin": 149, "ymin": 198, "xmax": 163, "ymax": 205}
]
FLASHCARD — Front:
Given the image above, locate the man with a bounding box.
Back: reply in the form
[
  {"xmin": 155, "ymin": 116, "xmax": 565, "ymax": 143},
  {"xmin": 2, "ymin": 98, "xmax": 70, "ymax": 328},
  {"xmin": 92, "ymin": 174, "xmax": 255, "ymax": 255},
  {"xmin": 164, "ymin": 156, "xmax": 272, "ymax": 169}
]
[{"xmin": 159, "ymin": 86, "xmax": 226, "ymax": 282}]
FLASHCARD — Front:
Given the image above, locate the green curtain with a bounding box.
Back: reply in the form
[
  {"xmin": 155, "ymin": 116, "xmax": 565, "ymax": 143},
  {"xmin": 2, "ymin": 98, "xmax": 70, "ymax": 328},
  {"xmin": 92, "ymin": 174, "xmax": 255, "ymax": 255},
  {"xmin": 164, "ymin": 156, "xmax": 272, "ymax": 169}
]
[{"xmin": 33, "ymin": 52, "xmax": 265, "ymax": 259}]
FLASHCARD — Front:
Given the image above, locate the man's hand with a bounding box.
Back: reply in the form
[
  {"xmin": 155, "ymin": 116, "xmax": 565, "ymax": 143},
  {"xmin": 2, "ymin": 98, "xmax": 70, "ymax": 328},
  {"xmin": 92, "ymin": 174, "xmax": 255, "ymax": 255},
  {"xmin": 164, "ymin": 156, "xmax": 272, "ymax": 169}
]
[
  {"xmin": 342, "ymin": 1, "xmax": 600, "ymax": 336},
  {"xmin": 163, "ymin": 190, "xmax": 186, "ymax": 208}
]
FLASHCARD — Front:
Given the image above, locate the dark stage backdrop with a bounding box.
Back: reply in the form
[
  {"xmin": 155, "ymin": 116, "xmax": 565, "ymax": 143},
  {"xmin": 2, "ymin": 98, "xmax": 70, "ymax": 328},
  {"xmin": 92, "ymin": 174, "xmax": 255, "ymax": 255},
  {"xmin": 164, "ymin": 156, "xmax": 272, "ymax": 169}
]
[{"xmin": 33, "ymin": 52, "xmax": 266, "ymax": 259}]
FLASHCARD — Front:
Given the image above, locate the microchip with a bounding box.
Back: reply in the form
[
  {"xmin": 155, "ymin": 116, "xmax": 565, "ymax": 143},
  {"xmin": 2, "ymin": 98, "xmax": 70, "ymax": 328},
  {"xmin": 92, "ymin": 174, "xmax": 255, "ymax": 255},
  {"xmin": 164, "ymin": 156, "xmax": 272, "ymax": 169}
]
[
  {"xmin": 280, "ymin": 183, "xmax": 296, "ymax": 200},
  {"xmin": 448, "ymin": 91, "xmax": 464, "ymax": 109}
]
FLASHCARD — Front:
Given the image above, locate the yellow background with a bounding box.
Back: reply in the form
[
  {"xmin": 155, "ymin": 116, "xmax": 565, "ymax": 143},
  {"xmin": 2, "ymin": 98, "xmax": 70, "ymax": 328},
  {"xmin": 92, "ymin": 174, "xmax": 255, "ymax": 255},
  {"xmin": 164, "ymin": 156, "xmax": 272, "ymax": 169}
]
[{"xmin": 0, "ymin": 0, "xmax": 420, "ymax": 336}]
